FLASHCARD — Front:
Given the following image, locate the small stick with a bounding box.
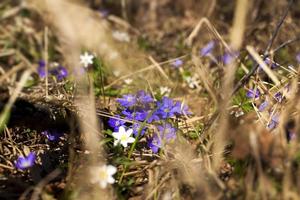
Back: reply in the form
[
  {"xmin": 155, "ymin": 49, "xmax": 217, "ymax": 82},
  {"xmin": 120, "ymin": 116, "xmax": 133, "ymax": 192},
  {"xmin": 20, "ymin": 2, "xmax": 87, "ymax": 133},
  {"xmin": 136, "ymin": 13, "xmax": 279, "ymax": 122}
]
[
  {"xmin": 232, "ymin": 0, "xmax": 294, "ymax": 96},
  {"xmin": 44, "ymin": 27, "xmax": 49, "ymax": 98}
]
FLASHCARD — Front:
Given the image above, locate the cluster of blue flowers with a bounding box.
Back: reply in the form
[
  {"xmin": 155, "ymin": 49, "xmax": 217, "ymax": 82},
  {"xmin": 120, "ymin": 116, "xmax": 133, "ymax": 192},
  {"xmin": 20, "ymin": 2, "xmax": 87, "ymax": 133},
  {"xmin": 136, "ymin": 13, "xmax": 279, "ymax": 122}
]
[
  {"xmin": 38, "ymin": 60, "xmax": 68, "ymax": 80},
  {"xmin": 108, "ymin": 90, "xmax": 191, "ymax": 153}
]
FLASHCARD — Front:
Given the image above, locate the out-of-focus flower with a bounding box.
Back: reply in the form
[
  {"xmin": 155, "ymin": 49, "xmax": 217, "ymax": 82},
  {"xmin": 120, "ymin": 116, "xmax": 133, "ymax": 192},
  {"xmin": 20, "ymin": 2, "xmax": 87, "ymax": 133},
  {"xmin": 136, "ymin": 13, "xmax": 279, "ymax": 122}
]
[
  {"xmin": 171, "ymin": 59, "xmax": 183, "ymax": 68},
  {"xmin": 15, "ymin": 152, "xmax": 36, "ymax": 170},
  {"xmin": 50, "ymin": 66, "xmax": 68, "ymax": 80},
  {"xmin": 124, "ymin": 78, "xmax": 133, "ymax": 85},
  {"xmin": 112, "ymin": 126, "xmax": 135, "ymax": 147},
  {"xmin": 41, "ymin": 130, "xmax": 62, "ymax": 141},
  {"xmin": 200, "ymin": 41, "xmax": 215, "ymax": 56},
  {"xmin": 108, "ymin": 115, "xmax": 125, "ymax": 131},
  {"xmin": 274, "ymin": 92, "xmax": 283, "ymax": 102},
  {"xmin": 160, "ymin": 86, "xmax": 171, "ymax": 96},
  {"xmin": 132, "ymin": 123, "xmax": 147, "ymax": 137},
  {"xmin": 264, "ymin": 57, "xmax": 279, "ymax": 69},
  {"xmin": 258, "ymin": 100, "xmax": 268, "ymax": 112},
  {"xmin": 156, "ymin": 97, "xmax": 178, "ymax": 119},
  {"xmin": 222, "ymin": 52, "xmax": 239, "ymax": 65},
  {"xmin": 136, "ymin": 90, "xmax": 154, "ymax": 105},
  {"xmin": 157, "ymin": 123, "xmax": 177, "ymax": 140},
  {"xmin": 117, "ymin": 94, "xmax": 137, "ymax": 107},
  {"xmin": 80, "ymin": 52, "xmax": 94, "ymax": 68},
  {"xmin": 148, "ymin": 134, "xmax": 161, "ymax": 153},
  {"xmin": 112, "ymin": 31, "xmax": 130, "ymax": 42},
  {"xmin": 173, "ymin": 101, "xmax": 192, "ymax": 116},
  {"xmin": 37, "ymin": 60, "xmax": 46, "ymax": 78},
  {"xmin": 267, "ymin": 114, "xmax": 279, "ymax": 129},
  {"xmin": 90, "ymin": 165, "xmax": 117, "ymax": 189},
  {"xmin": 148, "ymin": 123, "xmax": 177, "ymax": 153},
  {"xmin": 296, "ymin": 53, "xmax": 300, "ymax": 63},
  {"xmin": 246, "ymin": 89, "xmax": 260, "ymax": 99}
]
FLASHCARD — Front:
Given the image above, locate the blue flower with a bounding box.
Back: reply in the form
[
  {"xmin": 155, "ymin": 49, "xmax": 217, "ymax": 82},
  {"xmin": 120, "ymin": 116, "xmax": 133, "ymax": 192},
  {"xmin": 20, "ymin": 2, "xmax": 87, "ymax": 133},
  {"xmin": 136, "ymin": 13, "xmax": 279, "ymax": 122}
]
[
  {"xmin": 15, "ymin": 152, "xmax": 36, "ymax": 170},
  {"xmin": 108, "ymin": 115, "xmax": 125, "ymax": 131},
  {"xmin": 148, "ymin": 135, "xmax": 161, "ymax": 153},
  {"xmin": 274, "ymin": 92, "xmax": 283, "ymax": 102},
  {"xmin": 246, "ymin": 89, "xmax": 260, "ymax": 99},
  {"xmin": 222, "ymin": 52, "xmax": 239, "ymax": 65},
  {"xmin": 132, "ymin": 123, "xmax": 147, "ymax": 137},
  {"xmin": 117, "ymin": 94, "xmax": 137, "ymax": 107},
  {"xmin": 268, "ymin": 114, "xmax": 279, "ymax": 129},
  {"xmin": 264, "ymin": 57, "xmax": 279, "ymax": 69},
  {"xmin": 37, "ymin": 60, "xmax": 46, "ymax": 78},
  {"xmin": 157, "ymin": 123, "xmax": 177, "ymax": 140},
  {"xmin": 171, "ymin": 59, "xmax": 183, "ymax": 68},
  {"xmin": 156, "ymin": 97, "xmax": 178, "ymax": 119},
  {"xmin": 136, "ymin": 90, "xmax": 153, "ymax": 105},
  {"xmin": 173, "ymin": 101, "xmax": 192, "ymax": 116},
  {"xmin": 49, "ymin": 66, "xmax": 68, "ymax": 80},
  {"xmin": 258, "ymin": 100, "xmax": 268, "ymax": 112},
  {"xmin": 200, "ymin": 41, "xmax": 215, "ymax": 56},
  {"xmin": 148, "ymin": 123, "xmax": 177, "ymax": 153},
  {"xmin": 41, "ymin": 130, "xmax": 62, "ymax": 141},
  {"xmin": 296, "ymin": 53, "xmax": 300, "ymax": 63},
  {"xmin": 122, "ymin": 110, "xmax": 148, "ymax": 121}
]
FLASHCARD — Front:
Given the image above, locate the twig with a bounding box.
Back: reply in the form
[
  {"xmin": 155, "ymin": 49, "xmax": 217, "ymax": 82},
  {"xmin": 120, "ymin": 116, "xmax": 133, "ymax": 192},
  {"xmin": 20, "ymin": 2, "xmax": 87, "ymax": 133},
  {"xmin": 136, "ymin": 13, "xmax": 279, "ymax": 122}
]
[{"xmin": 232, "ymin": 0, "xmax": 294, "ymax": 96}]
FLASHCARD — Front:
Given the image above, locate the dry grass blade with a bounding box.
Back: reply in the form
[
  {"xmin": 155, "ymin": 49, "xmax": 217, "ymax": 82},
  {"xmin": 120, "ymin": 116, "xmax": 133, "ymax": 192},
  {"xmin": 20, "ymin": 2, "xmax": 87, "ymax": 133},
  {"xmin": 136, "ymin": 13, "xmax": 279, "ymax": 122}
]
[{"xmin": 246, "ymin": 46, "xmax": 280, "ymax": 86}]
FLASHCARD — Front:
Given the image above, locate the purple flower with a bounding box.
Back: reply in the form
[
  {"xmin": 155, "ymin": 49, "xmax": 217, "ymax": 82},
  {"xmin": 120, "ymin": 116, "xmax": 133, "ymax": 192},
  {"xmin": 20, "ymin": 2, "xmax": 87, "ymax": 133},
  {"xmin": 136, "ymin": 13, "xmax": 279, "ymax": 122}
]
[
  {"xmin": 122, "ymin": 110, "xmax": 148, "ymax": 121},
  {"xmin": 274, "ymin": 92, "xmax": 283, "ymax": 102},
  {"xmin": 49, "ymin": 66, "xmax": 68, "ymax": 80},
  {"xmin": 264, "ymin": 57, "xmax": 279, "ymax": 69},
  {"xmin": 156, "ymin": 97, "xmax": 178, "ymax": 119},
  {"xmin": 171, "ymin": 59, "xmax": 183, "ymax": 68},
  {"xmin": 136, "ymin": 90, "xmax": 154, "ymax": 105},
  {"xmin": 258, "ymin": 100, "xmax": 268, "ymax": 112},
  {"xmin": 268, "ymin": 114, "xmax": 279, "ymax": 129},
  {"xmin": 148, "ymin": 123, "xmax": 177, "ymax": 153},
  {"xmin": 37, "ymin": 60, "xmax": 46, "ymax": 78},
  {"xmin": 132, "ymin": 123, "xmax": 147, "ymax": 137},
  {"xmin": 117, "ymin": 94, "xmax": 137, "ymax": 107},
  {"xmin": 108, "ymin": 115, "xmax": 125, "ymax": 131},
  {"xmin": 157, "ymin": 123, "xmax": 177, "ymax": 140},
  {"xmin": 200, "ymin": 41, "xmax": 215, "ymax": 56},
  {"xmin": 41, "ymin": 130, "xmax": 62, "ymax": 141},
  {"xmin": 296, "ymin": 53, "xmax": 300, "ymax": 63},
  {"xmin": 246, "ymin": 89, "xmax": 260, "ymax": 99},
  {"xmin": 173, "ymin": 101, "xmax": 192, "ymax": 116},
  {"xmin": 15, "ymin": 152, "xmax": 36, "ymax": 170},
  {"xmin": 148, "ymin": 135, "xmax": 161, "ymax": 153},
  {"xmin": 222, "ymin": 51, "xmax": 239, "ymax": 65},
  {"xmin": 56, "ymin": 66, "xmax": 68, "ymax": 80}
]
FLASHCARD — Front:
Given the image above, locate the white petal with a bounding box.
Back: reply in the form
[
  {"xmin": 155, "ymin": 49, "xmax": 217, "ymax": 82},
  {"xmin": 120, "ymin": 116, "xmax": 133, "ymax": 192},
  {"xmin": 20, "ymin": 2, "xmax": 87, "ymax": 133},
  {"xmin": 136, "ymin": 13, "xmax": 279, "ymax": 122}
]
[
  {"xmin": 107, "ymin": 165, "xmax": 117, "ymax": 175},
  {"xmin": 114, "ymin": 140, "xmax": 119, "ymax": 146},
  {"xmin": 121, "ymin": 141, "xmax": 128, "ymax": 148},
  {"xmin": 112, "ymin": 132, "xmax": 120, "ymax": 139},
  {"xmin": 99, "ymin": 180, "xmax": 107, "ymax": 189},
  {"xmin": 126, "ymin": 129, "xmax": 133, "ymax": 136},
  {"xmin": 127, "ymin": 137, "xmax": 135, "ymax": 143},
  {"xmin": 107, "ymin": 176, "xmax": 115, "ymax": 184},
  {"xmin": 118, "ymin": 126, "xmax": 125, "ymax": 134}
]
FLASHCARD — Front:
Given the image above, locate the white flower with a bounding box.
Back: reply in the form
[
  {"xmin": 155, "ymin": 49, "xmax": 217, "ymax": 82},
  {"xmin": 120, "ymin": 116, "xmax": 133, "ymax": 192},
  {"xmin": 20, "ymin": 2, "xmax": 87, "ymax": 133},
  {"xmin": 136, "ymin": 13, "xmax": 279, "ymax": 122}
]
[
  {"xmin": 80, "ymin": 52, "xmax": 94, "ymax": 68},
  {"xmin": 160, "ymin": 86, "xmax": 171, "ymax": 96},
  {"xmin": 124, "ymin": 78, "xmax": 133, "ymax": 85},
  {"xmin": 112, "ymin": 126, "xmax": 135, "ymax": 148},
  {"xmin": 112, "ymin": 31, "xmax": 130, "ymax": 42},
  {"xmin": 90, "ymin": 165, "xmax": 117, "ymax": 189}
]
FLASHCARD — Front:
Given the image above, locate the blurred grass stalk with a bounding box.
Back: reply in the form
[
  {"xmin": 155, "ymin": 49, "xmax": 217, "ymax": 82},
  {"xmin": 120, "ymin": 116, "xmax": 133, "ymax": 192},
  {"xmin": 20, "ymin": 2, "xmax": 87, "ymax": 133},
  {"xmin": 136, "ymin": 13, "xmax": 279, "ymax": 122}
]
[
  {"xmin": 212, "ymin": 0, "xmax": 249, "ymax": 170},
  {"xmin": 0, "ymin": 70, "xmax": 31, "ymax": 132}
]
